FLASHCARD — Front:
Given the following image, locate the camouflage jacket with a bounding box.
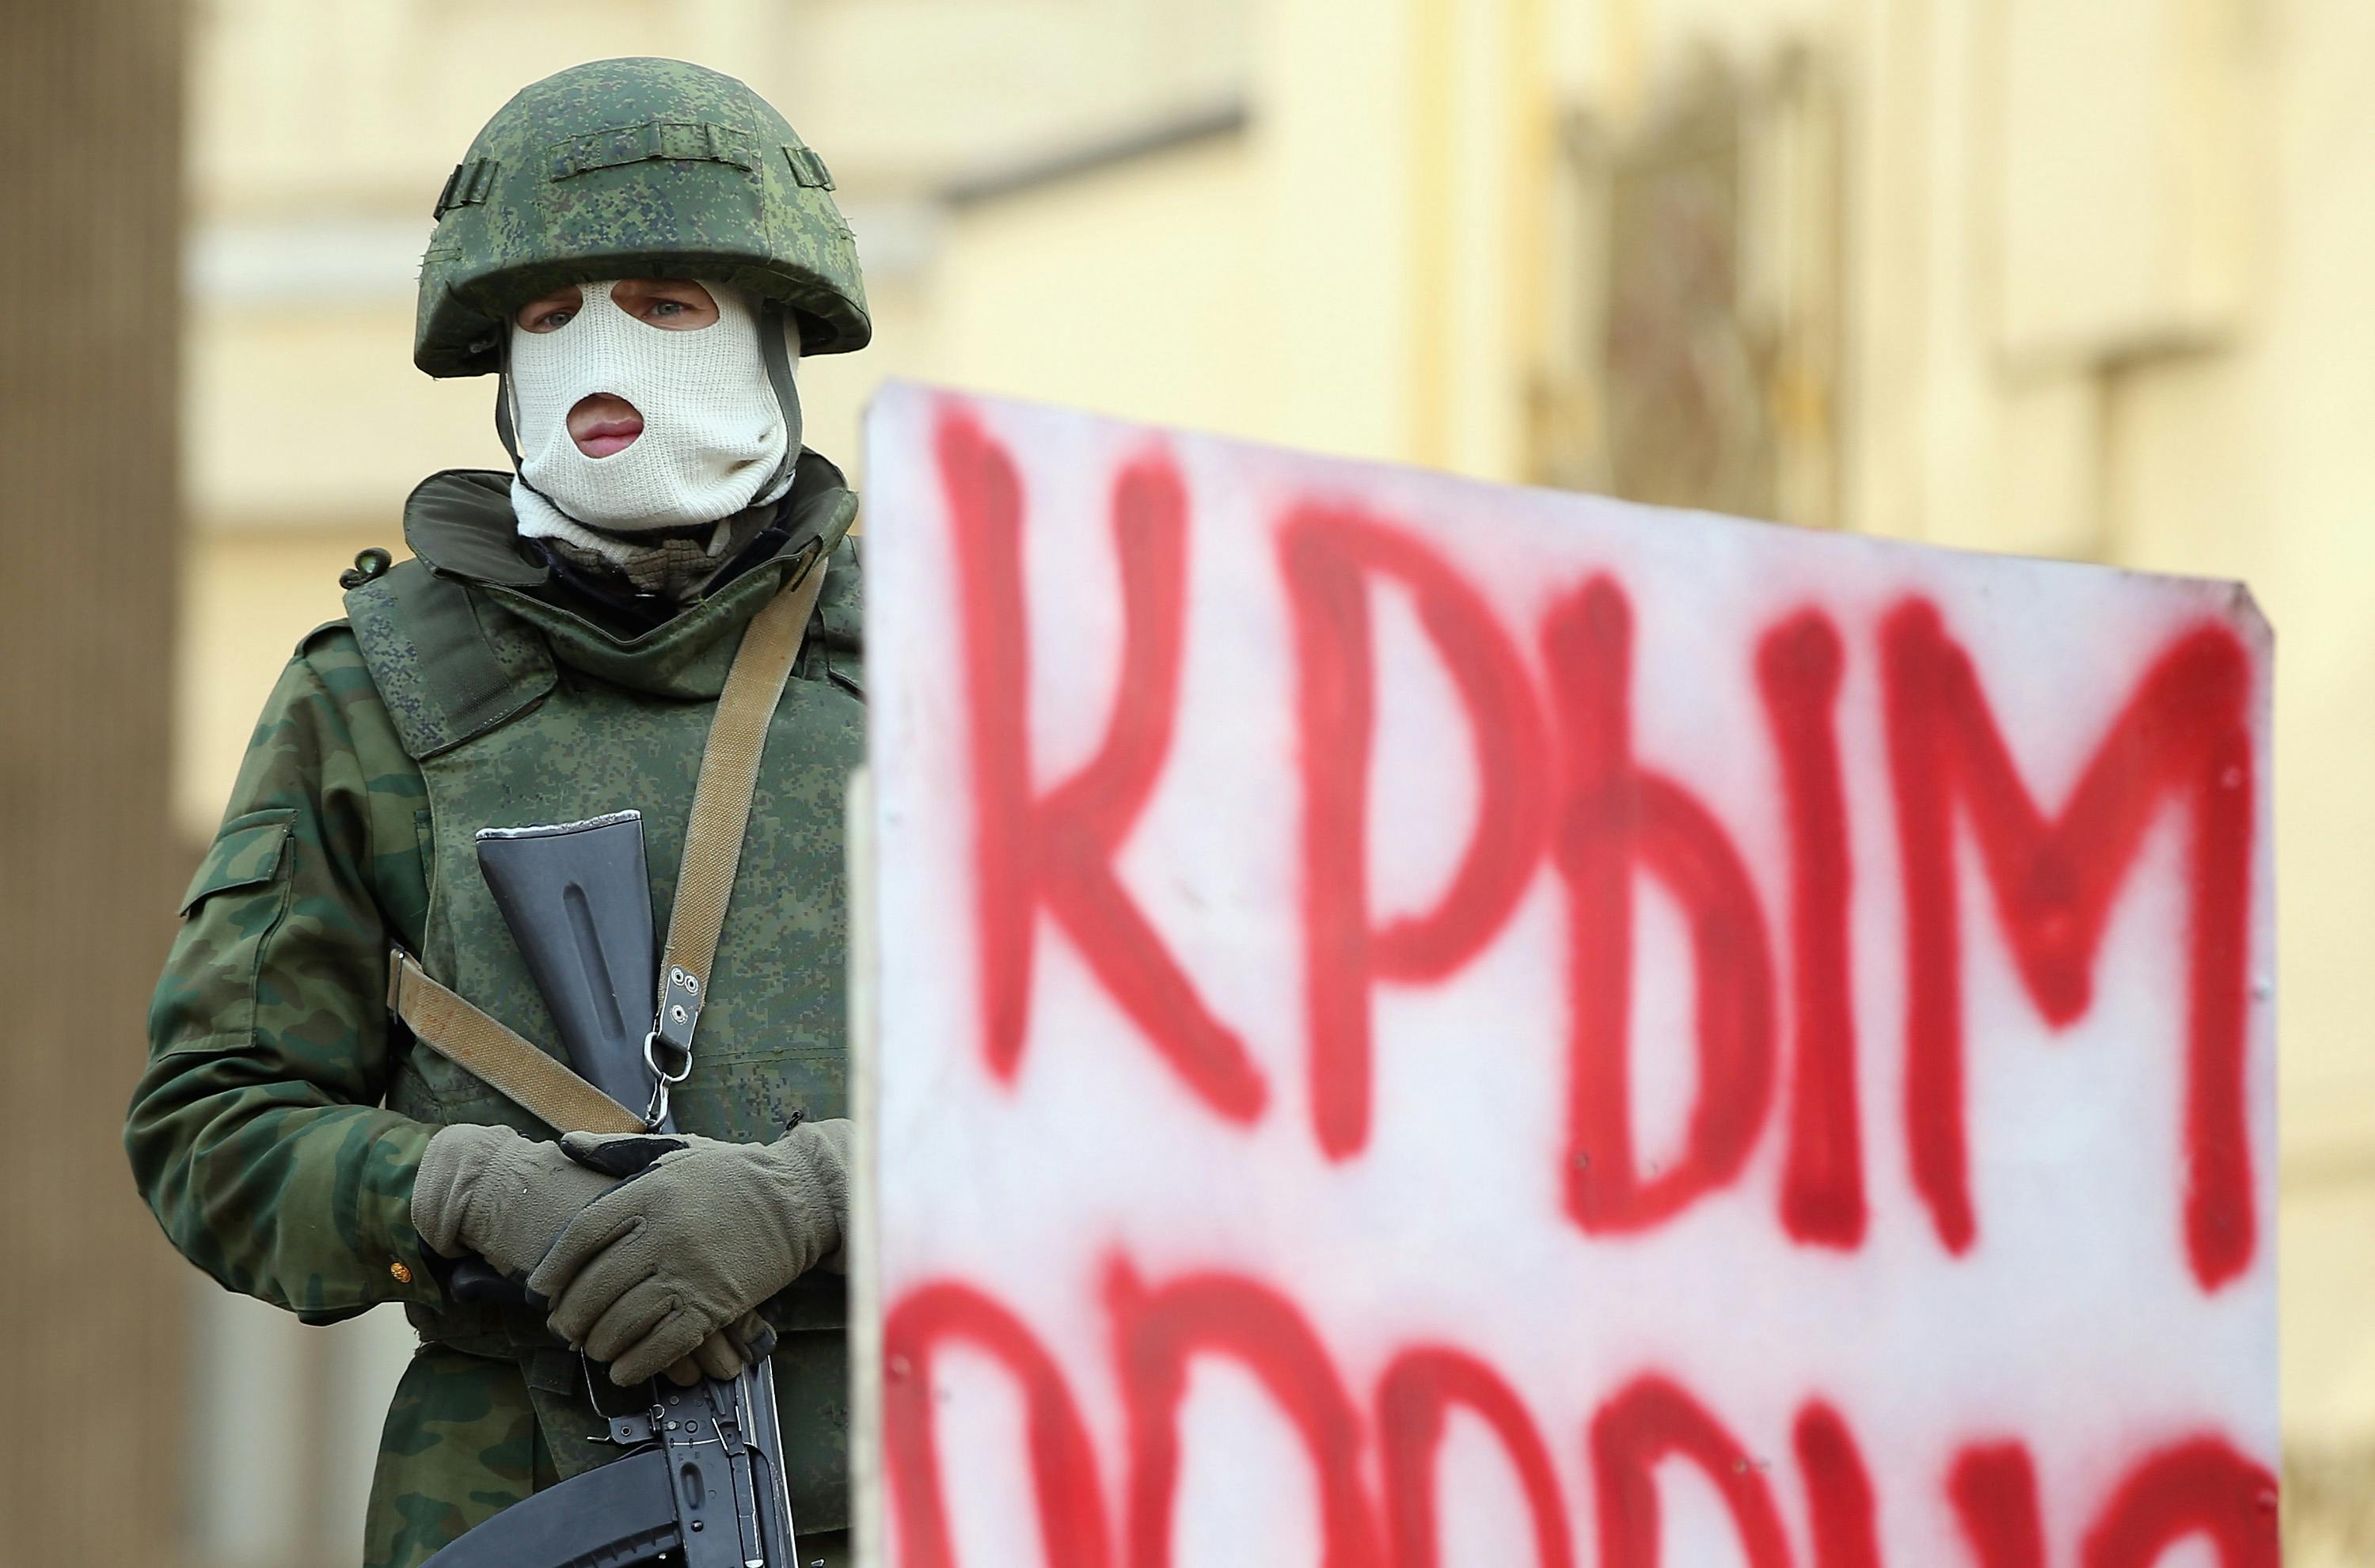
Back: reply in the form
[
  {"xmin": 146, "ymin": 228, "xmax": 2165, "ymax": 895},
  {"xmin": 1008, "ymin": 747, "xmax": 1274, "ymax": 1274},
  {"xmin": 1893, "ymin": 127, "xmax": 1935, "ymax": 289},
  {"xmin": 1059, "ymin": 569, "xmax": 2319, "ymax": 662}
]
[{"xmin": 126, "ymin": 456, "xmax": 864, "ymax": 1566}]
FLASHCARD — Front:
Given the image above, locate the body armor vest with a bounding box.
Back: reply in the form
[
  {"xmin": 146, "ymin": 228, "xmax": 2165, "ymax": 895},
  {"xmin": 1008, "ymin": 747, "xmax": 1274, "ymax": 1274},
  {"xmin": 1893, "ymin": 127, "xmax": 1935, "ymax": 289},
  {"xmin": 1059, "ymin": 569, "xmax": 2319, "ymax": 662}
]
[{"xmin": 343, "ymin": 460, "xmax": 864, "ymax": 1528}]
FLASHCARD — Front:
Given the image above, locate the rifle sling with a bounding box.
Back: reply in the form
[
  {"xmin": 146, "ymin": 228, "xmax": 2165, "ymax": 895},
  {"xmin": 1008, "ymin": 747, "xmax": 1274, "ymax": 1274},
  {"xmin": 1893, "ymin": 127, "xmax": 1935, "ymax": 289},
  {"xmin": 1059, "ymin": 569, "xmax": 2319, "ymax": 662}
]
[
  {"xmin": 652, "ymin": 542, "xmax": 828, "ymax": 1065},
  {"xmin": 387, "ymin": 951, "xmax": 646, "ymax": 1133},
  {"xmin": 388, "ymin": 549, "xmax": 831, "ymax": 1135}
]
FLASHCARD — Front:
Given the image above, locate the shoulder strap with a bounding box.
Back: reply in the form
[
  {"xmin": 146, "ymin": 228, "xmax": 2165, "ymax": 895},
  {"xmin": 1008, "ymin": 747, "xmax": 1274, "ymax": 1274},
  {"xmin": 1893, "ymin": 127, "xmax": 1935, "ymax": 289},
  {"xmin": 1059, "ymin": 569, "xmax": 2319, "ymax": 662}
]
[
  {"xmin": 387, "ymin": 550, "xmax": 831, "ymax": 1133},
  {"xmin": 644, "ymin": 550, "xmax": 832, "ymax": 1119}
]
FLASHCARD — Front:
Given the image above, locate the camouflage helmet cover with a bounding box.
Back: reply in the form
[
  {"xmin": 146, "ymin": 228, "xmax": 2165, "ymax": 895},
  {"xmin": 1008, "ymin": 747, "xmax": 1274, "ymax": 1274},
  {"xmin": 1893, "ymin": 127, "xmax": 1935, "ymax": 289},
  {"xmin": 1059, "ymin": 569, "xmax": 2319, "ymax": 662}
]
[{"xmin": 416, "ymin": 58, "xmax": 870, "ymax": 377}]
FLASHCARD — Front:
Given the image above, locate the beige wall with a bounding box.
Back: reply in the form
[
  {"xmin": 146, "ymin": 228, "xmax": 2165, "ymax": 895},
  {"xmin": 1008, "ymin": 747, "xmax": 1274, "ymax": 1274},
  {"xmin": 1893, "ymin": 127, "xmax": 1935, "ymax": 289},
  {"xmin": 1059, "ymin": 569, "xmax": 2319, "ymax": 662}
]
[
  {"xmin": 931, "ymin": 136, "xmax": 1272, "ymax": 444},
  {"xmin": 180, "ymin": 0, "xmax": 2375, "ymax": 1557}
]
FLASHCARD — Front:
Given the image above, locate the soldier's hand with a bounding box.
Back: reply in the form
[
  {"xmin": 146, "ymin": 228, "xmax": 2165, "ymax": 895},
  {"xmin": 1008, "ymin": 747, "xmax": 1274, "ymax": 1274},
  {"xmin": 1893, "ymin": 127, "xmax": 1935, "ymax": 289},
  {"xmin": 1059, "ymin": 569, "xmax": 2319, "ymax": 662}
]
[
  {"xmin": 529, "ymin": 1121, "xmax": 849, "ymax": 1386},
  {"xmin": 410, "ymin": 1122, "xmax": 622, "ymax": 1278},
  {"xmin": 662, "ymin": 1310, "xmax": 780, "ymax": 1387}
]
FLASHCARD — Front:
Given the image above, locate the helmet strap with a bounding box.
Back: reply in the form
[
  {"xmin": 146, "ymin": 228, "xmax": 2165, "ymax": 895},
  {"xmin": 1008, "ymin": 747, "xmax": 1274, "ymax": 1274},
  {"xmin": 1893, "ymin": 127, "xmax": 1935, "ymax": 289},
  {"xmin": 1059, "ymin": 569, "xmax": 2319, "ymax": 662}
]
[
  {"xmin": 493, "ymin": 329, "xmax": 526, "ymax": 467},
  {"xmin": 756, "ymin": 298, "xmax": 805, "ymax": 493}
]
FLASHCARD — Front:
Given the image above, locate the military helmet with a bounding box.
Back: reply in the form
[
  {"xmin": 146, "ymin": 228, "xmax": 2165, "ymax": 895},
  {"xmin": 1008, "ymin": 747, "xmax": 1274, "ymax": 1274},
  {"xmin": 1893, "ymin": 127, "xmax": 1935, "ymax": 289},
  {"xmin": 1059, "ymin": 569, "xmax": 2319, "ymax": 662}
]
[{"xmin": 415, "ymin": 58, "xmax": 870, "ymax": 378}]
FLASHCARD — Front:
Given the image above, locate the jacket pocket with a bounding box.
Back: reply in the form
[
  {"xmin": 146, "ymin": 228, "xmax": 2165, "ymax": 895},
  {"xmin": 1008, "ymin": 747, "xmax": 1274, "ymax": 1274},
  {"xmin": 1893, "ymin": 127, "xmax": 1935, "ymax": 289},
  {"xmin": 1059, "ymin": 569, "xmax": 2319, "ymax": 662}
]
[
  {"xmin": 179, "ymin": 808, "xmax": 297, "ymax": 915},
  {"xmin": 157, "ymin": 808, "xmax": 299, "ymax": 1054}
]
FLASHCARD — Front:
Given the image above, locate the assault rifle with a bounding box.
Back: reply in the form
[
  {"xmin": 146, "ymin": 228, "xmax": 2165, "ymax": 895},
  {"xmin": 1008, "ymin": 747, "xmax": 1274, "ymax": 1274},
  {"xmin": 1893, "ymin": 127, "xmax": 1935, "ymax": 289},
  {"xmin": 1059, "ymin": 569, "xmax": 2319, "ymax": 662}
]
[{"xmin": 420, "ymin": 811, "xmax": 804, "ymax": 1568}]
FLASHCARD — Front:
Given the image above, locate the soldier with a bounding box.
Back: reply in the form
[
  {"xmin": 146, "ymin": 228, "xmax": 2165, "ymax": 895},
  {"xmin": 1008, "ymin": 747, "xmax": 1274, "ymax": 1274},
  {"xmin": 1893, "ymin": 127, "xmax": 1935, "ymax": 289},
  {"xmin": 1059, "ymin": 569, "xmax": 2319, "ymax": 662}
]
[{"xmin": 126, "ymin": 59, "xmax": 872, "ymax": 1567}]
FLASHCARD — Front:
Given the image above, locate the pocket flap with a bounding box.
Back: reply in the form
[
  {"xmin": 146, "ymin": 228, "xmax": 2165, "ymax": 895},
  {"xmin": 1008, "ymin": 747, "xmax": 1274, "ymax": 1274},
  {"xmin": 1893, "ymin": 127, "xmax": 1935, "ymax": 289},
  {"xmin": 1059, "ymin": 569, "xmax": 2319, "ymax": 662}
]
[{"xmin": 179, "ymin": 809, "xmax": 296, "ymax": 915}]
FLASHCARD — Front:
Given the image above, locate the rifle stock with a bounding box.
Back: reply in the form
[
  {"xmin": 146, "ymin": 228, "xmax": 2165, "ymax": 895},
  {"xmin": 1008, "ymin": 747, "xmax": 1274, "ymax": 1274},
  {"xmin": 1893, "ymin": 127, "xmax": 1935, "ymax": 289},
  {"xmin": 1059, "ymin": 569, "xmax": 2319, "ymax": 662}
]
[{"xmin": 475, "ymin": 811, "xmax": 668, "ymax": 1128}]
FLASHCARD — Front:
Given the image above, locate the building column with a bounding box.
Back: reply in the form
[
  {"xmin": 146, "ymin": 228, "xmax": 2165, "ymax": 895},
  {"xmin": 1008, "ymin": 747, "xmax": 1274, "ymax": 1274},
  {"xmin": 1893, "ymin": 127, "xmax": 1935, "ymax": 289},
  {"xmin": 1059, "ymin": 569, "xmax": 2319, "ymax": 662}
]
[{"xmin": 0, "ymin": 0, "xmax": 188, "ymax": 1559}]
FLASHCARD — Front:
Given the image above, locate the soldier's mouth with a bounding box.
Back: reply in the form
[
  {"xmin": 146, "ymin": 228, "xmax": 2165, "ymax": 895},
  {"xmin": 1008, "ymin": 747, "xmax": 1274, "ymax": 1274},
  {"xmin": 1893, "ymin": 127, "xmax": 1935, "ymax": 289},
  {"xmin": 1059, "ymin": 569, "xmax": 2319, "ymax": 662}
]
[{"xmin": 567, "ymin": 393, "xmax": 644, "ymax": 458}]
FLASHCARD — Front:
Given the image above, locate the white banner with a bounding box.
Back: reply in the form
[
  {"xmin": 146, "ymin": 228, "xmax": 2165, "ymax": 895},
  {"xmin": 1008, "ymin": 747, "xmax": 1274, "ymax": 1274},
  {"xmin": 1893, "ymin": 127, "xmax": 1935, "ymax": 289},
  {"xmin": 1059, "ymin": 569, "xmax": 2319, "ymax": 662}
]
[{"xmin": 857, "ymin": 383, "xmax": 2278, "ymax": 1567}]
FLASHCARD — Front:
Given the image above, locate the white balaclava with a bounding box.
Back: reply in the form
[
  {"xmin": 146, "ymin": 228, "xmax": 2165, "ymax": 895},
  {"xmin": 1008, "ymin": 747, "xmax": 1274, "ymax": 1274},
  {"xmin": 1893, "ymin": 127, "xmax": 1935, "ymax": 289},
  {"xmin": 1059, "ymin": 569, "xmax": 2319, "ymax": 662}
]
[{"xmin": 505, "ymin": 278, "xmax": 799, "ymax": 561}]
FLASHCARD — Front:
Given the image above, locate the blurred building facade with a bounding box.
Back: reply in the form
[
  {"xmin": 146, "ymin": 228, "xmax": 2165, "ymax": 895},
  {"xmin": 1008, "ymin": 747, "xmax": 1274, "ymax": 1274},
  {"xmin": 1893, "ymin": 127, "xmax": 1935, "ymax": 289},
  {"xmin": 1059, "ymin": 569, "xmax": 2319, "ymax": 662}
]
[{"xmin": 177, "ymin": 0, "xmax": 2372, "ymax": 1561}]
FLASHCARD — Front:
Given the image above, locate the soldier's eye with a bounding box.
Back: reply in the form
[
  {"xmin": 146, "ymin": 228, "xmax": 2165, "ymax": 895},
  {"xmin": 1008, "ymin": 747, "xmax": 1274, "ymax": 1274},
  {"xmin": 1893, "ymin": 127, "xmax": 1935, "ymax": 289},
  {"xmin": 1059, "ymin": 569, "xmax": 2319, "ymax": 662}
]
[
  {"xmin": 623, "ymin": 283, "xmax": 716, "ymax": 328},
  {"xmin": 514, "ymin": 287, "xmax": 584, "ymax": 332}
]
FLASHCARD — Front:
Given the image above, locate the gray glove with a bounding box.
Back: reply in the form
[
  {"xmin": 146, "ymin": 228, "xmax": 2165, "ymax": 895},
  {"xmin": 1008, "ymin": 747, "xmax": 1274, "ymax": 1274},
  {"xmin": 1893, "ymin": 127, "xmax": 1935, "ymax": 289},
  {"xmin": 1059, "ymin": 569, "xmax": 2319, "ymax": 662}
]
[
  {"xmin": 527, "ymin": 1119, "xmax": 851, "ymax": 1386},
  {"xmin": 410, "ymin": 1123, "xmax": 776, "ymax": 1385},
  {"xmin": 410, "ymin": 1122, "xmax": 615, "ymax": 1276}
]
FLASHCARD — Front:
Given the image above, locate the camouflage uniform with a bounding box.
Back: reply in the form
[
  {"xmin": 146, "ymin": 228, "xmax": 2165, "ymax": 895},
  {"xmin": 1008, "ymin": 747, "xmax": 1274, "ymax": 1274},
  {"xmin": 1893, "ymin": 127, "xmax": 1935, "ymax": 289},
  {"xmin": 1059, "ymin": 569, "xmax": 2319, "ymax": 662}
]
[
  {"xmin": 127, "ymin": 56, "xmax": 872, "ymax": 1567},
  {"xmin": 130, "ymin": 459, "xmax": 866, "ymax": 1566}
]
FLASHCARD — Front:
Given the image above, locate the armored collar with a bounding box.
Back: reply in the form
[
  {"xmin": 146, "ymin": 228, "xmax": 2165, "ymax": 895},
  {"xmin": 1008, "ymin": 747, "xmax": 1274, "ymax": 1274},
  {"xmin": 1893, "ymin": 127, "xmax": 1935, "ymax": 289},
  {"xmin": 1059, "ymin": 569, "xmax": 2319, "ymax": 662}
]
[
  {"xmin": 400, "ymin": 448, "xmax": 853, "ymax": 599},
  {"xmin": 372, "ymin": 450, "xmax": 858, "ymax": 702}
]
